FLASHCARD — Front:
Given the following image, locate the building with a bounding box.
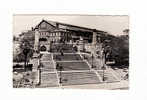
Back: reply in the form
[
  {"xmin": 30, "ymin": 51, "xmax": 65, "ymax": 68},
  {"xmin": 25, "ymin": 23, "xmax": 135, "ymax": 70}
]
[{"xmin": 32, "ymin": 19, "xmax": 107, "ymax": 54}]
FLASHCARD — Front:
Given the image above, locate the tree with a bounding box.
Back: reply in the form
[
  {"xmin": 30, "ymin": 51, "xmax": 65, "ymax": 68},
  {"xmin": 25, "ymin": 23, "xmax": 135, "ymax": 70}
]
[
  {"xmin": 13, "ymin": 35, "xmax": 19, "ymax": 41},
  {"xmin": 13, "ymin": 31, "xmax": 34, "ymax": 63},
  {"xmin": 108, "ymin": 35, "xmax": 129, "ymax": 67},
  {"xmin": 100, "ymin": 33, "xmax": 129, "ymax": 67}
]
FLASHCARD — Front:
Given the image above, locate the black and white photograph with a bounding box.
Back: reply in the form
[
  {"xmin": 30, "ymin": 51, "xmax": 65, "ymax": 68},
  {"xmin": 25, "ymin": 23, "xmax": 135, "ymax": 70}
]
[
  {"xmin": 13, "ymin": 15, "xmax": 129, "ymax": 89},
  {"xmin": 1, "ymin": 0, "xmax": 147, "ymax": 99}
]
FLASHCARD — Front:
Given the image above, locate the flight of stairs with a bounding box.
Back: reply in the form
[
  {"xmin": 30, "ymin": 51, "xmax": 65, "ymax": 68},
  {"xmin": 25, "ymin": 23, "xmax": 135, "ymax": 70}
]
[
  {"xmin": 38, "ymin": 53, "xmax": 59, "ymax": 87},
  {"xmin": 39, "ymin": 72, "xmax": 58, "ymax": 87}
]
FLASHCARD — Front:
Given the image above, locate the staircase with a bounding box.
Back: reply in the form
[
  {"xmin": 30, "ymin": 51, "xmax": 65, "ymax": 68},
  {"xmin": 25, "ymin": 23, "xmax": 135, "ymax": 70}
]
[
  {"xmin": 38, "ymin": 72, "xmax": 58, "ymax": 87},
  {"xmin": 37, "ymin": 53, "xmax": 59, "ymax": 87}
]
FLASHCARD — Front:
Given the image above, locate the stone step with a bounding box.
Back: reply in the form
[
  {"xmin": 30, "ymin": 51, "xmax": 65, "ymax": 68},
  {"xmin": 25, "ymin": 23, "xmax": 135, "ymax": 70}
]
[
  {"xmin": 39, "ymin": 73, "xmax": 58, "ymax": 87},
  {"xmin": 59, "ymin": 71, "xmax": 101, "ymax": 86}
]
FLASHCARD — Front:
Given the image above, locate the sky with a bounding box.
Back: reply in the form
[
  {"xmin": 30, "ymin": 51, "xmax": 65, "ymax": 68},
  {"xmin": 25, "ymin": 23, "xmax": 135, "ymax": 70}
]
[{"xmin": 13, "ymin": 15, "xmax": 129, "ymax": 36}]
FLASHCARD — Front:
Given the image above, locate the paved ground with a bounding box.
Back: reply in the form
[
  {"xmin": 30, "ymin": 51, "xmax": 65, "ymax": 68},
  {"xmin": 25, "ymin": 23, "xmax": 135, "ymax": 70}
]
[{"xmin": 61, "ymin": 80, "xmax": 129, "ymax": 89}]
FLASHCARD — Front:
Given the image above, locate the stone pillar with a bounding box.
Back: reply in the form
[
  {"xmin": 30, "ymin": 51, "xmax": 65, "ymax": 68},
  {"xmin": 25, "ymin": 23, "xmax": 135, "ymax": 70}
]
[
  {"xmin": 34, "ymin": 29, "xmax": 39, "ymax": 52},
  {"xmin": 92, "ymin": 30, "xmax": 97, "ymax": 45},
  {"xmin": 92, "ymin": 29, "xmax": 97, "ymax": 55}
]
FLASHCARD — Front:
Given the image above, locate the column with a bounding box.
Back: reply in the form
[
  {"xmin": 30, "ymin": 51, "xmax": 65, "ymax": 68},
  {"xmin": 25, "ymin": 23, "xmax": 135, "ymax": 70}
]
[
  {"xmin": 92, "ymin": 29, "xmax": 97, "ymax": 55},
  {"xmin": 34, "ymin": 29, "xmax": 39, "ymax": 52}
]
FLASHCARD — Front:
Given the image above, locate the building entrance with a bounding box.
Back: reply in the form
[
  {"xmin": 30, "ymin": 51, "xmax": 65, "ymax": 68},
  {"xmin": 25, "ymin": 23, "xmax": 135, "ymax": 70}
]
[{"xmin": 40, "ymin": 45, "xmax": 47, "ymax": 51}]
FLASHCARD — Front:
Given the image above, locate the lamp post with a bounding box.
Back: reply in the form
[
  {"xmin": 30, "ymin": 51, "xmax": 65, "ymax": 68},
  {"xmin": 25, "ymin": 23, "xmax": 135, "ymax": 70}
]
[
  {"xmin": 37, "ymin": 58, "xmax": 42, "ymax": 86},
  {"xmin": 101, "ymin": 45, "xmax": 108, "ymax": 82},
  {"xmin": 59, "ymin": 65, "xmax": 63, "ymax": 84},
  {"xmin": 38, "ymin": 64, "xmax": 42, "ymax": 85},
  {"xmin": 101, "ymin": 46, "xmax": 106, "ymax": 82},
  {"xmin": 91, "ymin": 54, "xmax": 94, "ymax": 68},
  {"xmin": 102, "ymin": 65, "xmax": 106, "ymax": 82},
  {"xmin": 56, "ymin": 64, "xmax": 63, "ymax": 84}
]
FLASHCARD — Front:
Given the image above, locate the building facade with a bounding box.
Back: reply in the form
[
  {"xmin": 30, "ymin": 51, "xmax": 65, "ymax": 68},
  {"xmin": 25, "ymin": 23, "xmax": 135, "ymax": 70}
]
[{"xmin": 33, "ymin": 20, "xmax": 106, "ymax": 54}]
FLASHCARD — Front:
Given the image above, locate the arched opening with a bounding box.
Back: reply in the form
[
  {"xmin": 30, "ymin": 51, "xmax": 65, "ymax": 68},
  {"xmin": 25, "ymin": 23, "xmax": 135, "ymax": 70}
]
[
  {"xmin": 39, "ymin": 38, "xmax": 47, "ymax": 41},
  {"xmin": 40, "ymin": 45, "xmax": 47, "ymax": 51}
]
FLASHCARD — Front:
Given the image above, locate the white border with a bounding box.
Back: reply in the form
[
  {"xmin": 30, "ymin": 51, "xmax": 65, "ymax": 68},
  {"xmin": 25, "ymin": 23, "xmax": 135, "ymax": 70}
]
[{"xmin": 0, "ymin": 0, "xmax": 147, "ymax": 100}]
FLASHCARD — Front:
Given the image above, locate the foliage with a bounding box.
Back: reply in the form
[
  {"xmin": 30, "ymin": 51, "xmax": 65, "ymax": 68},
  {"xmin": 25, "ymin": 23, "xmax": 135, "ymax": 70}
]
[
  {"xmin": 13, "ymin": 31, "xmax": 35, "ymax": 63},
  {"xmin": 103, "ymin": 34, "xmax": 129, "ymax": 67},
  {"xmin": 13, "ymin": 35, "xmax": 19, "ymax": 41}
]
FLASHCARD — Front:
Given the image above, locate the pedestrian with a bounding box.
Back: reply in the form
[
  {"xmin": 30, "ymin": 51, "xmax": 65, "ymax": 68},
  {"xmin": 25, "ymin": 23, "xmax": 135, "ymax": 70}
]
[{"xmin": 60, "ymin": 49, "xmax": 64, "ymax": 56}]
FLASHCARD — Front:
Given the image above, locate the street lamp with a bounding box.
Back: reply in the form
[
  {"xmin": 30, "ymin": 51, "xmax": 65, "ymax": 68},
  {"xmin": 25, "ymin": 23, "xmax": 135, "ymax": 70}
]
[
  {"xmin": 37, "ymin": 59, "xmax": 42, "ymax": 86},
  {"xmin": 91, "ymin": 54, "xmax": 94, "ymax": 68},
  {"xmin": 56, "ymin": 64, "xmax": 63, "ymax": 84},
  {"xmin": 38, "ymin": 64, "xmax": 42, "ymax": 86},
  {"xmin": 101, "ymin": 46, "xmax": 107, "ymax": 82},
  {"xmin": 101, "ymin": 65, "xmax": 106, "ymax": 81},
  {"xmin": 59, "ymin": 65, "xmax": 63, "ymax": 84}
]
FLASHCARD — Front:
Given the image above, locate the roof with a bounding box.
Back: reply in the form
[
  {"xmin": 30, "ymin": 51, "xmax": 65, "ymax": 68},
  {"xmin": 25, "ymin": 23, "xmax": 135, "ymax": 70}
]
[{"xmin": 35, "ymin": 19, "xmax": 105, "ymax": 33}]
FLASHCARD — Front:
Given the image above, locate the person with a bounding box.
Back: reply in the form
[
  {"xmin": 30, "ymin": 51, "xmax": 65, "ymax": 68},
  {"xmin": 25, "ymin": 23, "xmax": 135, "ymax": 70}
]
[
  {"xmin": 60, "ymin": 49, "xmax": 64, "ymax": 56},
  {"xmin": 56, "ymin": 63, "xmax": 59, "ymax": 70}
]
